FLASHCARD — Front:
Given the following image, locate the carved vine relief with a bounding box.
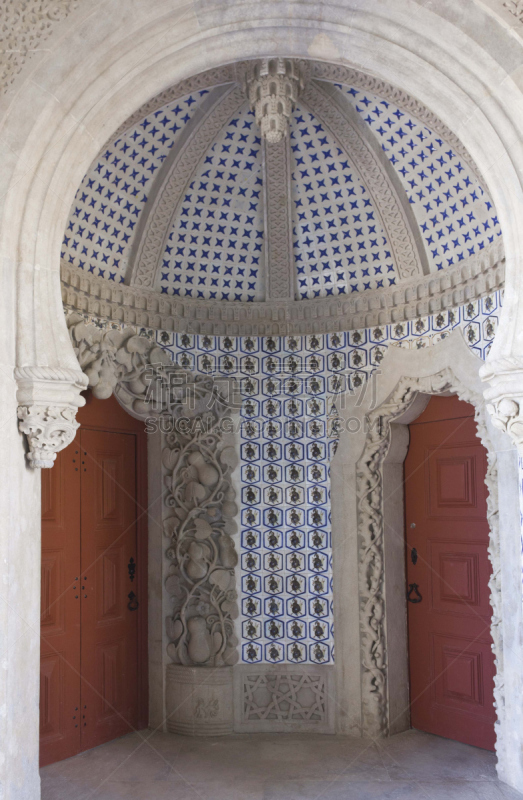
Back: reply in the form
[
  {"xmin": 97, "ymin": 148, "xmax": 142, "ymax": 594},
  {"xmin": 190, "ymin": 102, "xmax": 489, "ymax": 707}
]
[
  {"xmin": 67, "ymin": 312, "xmax": 242, "ymax": 667},
  {"xmin": 163, "ymin": 411, "xmax": 240, "ymax": 667}
]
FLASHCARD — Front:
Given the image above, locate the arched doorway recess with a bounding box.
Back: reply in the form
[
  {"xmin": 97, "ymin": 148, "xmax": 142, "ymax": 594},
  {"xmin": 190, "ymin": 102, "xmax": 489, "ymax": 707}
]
[
  {"xmin": 330, "ymin": 331, "xmax": 520, "ymax": 786},
  {"xmin": 3, "ymin": 3, "xmax": 523, "ymax": 799}
]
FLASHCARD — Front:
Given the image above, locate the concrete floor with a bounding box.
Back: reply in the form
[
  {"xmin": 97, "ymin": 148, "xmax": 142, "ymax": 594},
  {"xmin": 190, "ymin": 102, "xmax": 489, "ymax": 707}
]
[{"xmin": 40, "ymin": 729, "xmax": 523, "ymax": 800}]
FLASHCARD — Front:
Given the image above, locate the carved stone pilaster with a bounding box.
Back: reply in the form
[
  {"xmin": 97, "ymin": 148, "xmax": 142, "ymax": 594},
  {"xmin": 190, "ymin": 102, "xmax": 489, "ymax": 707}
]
[
  {"xmin": 480, "ymin": 358, "xmax": 523, "ymax": 453},
  {"xmin": 162, "ymin": 405, "xmax": 240, "ymax": 669},
  {"xmin": 15, "ymin": 366, "xmax": 88, "ymax": 468}
]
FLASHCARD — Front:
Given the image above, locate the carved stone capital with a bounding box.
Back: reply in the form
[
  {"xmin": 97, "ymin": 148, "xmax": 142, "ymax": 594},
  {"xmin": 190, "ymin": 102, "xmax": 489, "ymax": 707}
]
[
  {"xmin": 15, "ymin": 366, "xmax": 88, "ymax": 468},
  {"xmin": 481, "ymin": 358, "xmax": 523, "ymax": 453}
]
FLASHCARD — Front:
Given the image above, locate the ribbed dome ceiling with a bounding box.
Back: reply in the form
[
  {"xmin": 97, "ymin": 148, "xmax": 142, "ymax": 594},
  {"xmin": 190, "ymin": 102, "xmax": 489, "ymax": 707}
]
[{"xmin": 61, "ymin": 60, "xmax": 501, "ymax": 306}]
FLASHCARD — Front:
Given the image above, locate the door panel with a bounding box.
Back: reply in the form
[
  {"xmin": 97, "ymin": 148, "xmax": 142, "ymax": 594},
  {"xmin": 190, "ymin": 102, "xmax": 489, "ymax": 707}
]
[
  {"xmin": 40, "ymin": 394, "xmax": 147, "ymax": 766},
  {"xmin": 79, "ymin": 429, "xmax": 139, "ymax": 750},
  {"xmin": 405, "ymin": 395, "xmax": 495, "ymax": 751},
  {"xmin": 40, "ymin": 442, "xmax": 81, "ymax": 766}
]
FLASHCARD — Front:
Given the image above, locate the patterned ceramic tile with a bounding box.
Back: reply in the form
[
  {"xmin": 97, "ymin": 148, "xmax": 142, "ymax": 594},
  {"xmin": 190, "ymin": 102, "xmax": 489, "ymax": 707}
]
[{"xmin": 152, "ymin": 289, "xmax": 503, "ymax": 664}]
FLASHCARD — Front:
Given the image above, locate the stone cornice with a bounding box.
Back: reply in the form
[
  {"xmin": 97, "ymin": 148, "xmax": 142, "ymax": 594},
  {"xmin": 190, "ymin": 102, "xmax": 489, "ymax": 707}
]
[{"xmin": 61, "ymin": 239, "xmax": 505, "ymax": 335}]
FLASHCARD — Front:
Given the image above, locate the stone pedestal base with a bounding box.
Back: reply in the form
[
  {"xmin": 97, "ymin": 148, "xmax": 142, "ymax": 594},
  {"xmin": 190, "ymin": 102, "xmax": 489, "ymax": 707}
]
[{"xmin": 166, "ymin": 664, "xmax": 234, "ymax": 736}]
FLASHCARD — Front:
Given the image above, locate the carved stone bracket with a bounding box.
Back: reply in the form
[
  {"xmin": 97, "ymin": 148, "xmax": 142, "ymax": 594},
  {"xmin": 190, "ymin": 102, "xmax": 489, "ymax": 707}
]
[
  {"xmin": 15, "ymin": 365, "xmax": 88, "ymax": 468},
  {"xmin": 355, "ymin": 367, "xmax": 502, "ymax": 739},
  {"xmin": 243, "ymin": 58, "xmax": 306, "ymax": 142}
]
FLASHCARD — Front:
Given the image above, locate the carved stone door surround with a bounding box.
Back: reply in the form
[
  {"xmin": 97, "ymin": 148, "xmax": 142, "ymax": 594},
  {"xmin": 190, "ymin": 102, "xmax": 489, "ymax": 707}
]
[{"xmin": 330, "ymin": 331, "xmax": 520, "ymax": 786}]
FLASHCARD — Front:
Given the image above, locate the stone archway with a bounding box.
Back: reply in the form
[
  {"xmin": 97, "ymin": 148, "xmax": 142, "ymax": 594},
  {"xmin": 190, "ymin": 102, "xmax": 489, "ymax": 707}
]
[
  {"xmin": 3, "ymin": 4, "xmax": 523, "ymax": 798},
  {"xmin": 330, "ymin": 331, "xmax": 521, "ymax": 787},
  {"xmin": 4, "ymin": 2, "xmax": 523, "ymax": 471}
]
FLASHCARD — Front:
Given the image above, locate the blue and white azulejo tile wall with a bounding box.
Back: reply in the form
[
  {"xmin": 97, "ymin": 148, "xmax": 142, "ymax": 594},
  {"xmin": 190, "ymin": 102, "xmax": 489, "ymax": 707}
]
[{"xmin": 151, "ymin": 291, "xmax": 502, "ymax": 665}]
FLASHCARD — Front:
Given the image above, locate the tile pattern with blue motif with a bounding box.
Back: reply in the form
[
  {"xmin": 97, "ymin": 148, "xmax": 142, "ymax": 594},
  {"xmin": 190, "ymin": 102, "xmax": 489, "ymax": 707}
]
[
  {"xmin": 290, "ymin": 103, "xmax": 397, "ymax": 300},
  {"xmin": 342, "ymin": 85, "xmax": 502, "ymax": 270},
  {"xmin": 61, "ymin": 90, "xmax": 211, "ymax": 283},
  {"xmin": 159, "ymin": 105, "xmax": 264, "ymax": 301},
  {"xmin": 149, "ymin": 290, "xmax": 502, "ymax": 664}
]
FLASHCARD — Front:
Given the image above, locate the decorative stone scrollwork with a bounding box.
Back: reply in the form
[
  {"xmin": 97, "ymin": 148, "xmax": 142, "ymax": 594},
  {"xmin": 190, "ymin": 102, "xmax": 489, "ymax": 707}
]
[
  {"xmin": 15, "ymin": 365, "xmax": 88, "ymax": 468},
  {"xmin": 480, "ymin": 358, "xmax": 523, "ymax": 454},
  {"xmin": 163, "ymin": 400, "xmax": 240, "ymax": 667},
  {"xmin": 504, "ymin": 0, "xmax": 523, "ymax": 22},
  {"xmin": 244, "ymin": 58, "xmax": 306, "ymax": 142},
  {"xmin": 356, "ymin": 368, "xmax": 503, "ymax": 740}
]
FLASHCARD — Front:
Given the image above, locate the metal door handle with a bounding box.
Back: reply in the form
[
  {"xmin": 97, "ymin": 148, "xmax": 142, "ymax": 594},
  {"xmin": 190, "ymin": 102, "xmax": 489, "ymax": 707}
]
[
  {"xmin": 127, "ymin": 591, "xmax": 139, "ymax": 611},
  {"xmin": 407, "ymin": 583, "xmax": 422, "ymax": 603}
]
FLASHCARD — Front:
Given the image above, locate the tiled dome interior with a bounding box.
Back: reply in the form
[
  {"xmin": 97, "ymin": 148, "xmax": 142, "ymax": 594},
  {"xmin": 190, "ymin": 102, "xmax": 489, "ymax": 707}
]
[{"xmin": 61, "ymin": 65, "xmax": 501, "ymax": 303}]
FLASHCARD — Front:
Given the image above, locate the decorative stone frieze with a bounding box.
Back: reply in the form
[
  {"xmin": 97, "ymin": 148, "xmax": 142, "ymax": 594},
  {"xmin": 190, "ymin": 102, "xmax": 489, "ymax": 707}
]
[
  {"xmin": 302, "ymin": 82, "xmax": 426, "ymax": 281},
  {"xmin": 0, "ymin": 0, "xmax": 81, "ymax": 95},
  {"xmin": 243, "ymin": 58, "xmax": 306, "ymax": 142},
  {"xmin": 263, "ymin": 135, "xmax": 295, "ymax": 300},
  {"xmin": 61, "ymin": 240, "xmax": 504, "ymax": 336},
  {"xmin": 310, "ymin": 62, "xmax": 484, "ymax": 185},
  {"xmin": 131, "ymin": 85, "xmax": 247, "ymax": 290},
  {"xmin": 15, "ymin": 365, "xmax": 88, "ymax": 468},
  {"xmin": 354, "ymin": 366, "xmax": 502, "ymax": 739},
  {"xmin": 504, "ymin": 0, "xmax": 523, "ymax": 22}
]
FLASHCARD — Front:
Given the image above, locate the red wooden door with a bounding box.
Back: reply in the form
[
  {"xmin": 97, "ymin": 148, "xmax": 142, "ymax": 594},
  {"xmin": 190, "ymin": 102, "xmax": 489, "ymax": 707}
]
[
  {"xmin": 79, "ymin": 428, "xmax": 140, "ymax": 750},
  {"xmin": 405, "ymin": 395, "xmax": 496, "ymax": 751},
  {"xmin": 40, "ymin": 440, "xmax": 81, "ymax": 766},
  {"xmin": 40, "ymin": 393, "xmax": 147, "ymax": 765}
]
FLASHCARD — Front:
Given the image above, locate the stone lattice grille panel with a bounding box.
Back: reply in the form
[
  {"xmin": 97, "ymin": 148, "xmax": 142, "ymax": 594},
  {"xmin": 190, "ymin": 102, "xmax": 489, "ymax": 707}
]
[{"xmin": 235, "ymin": 664, "xmax": 334, "ymax": 731}]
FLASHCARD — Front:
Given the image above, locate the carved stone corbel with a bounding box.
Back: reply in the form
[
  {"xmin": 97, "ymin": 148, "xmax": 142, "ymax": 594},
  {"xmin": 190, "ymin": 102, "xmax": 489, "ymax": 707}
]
[
  {"xmin": 480, "ymin": 358, "xmax": 523, "ymax": 454},
  {"xmin": 15, "ymin": 365, "xmax": 88, "ymax": 468}
]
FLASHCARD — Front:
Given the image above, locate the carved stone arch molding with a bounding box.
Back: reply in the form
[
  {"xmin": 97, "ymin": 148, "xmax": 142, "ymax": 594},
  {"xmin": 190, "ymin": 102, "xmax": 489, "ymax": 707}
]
[
  {"xmin": 67, "ymin": 313, "xmax": 243, "ymax": 734},
  {"xmin": 330, "ymin": 331, "xmax": 521, "ymax": 784}
]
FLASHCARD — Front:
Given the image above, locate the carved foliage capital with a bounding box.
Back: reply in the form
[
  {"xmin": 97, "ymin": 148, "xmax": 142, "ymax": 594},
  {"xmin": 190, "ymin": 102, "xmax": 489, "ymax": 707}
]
[
  {"xmin": 17, "ymin": 404, "xmax": 79, "ymax": 468},
  {"xmin": 15, "ymin": 365, "xmax": 88, "ymax": 468}
]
